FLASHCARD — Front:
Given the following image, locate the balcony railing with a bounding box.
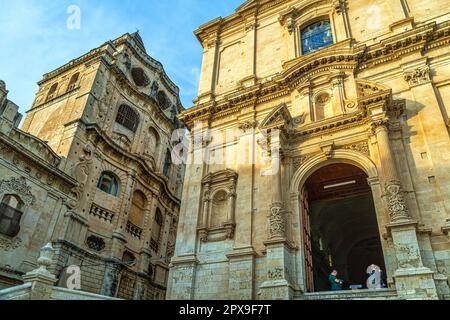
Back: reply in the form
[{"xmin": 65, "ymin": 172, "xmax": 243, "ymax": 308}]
[
  {"xmin": 150, "ymin": 238, "xmax": 159, "ymax": 252},
  {"xmin": 126, "ymin": 221, "xmax": 143, "ymax": 239},
  {"xmin": 89, "ymin": 204, "xmax": 115, "ymax": 223}
]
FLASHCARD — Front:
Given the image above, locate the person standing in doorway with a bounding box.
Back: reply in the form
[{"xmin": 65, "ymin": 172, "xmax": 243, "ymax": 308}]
[{"xmin": 329, "ymin": 270, "xmax": 344, "ymax": 291}]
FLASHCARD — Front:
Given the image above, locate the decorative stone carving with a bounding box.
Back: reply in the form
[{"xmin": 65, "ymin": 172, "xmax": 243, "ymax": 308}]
[
  {"xmin": 268, "ymin": 267, "xmax": 284, "ymax": 280},
  {"xmin": 268, "ymin": 202, "xmax": 286, "ymax": 240},
  {"xmin": 86, "ymin": 235, "xmax": 106, "ymax": 252},
  {"xmin": 403, "ymin": 66, "xmax": 431, "ymax": 87},
  {"xmin": 0, "ymin": 233, "xmax": 22, "ymax": 251},
  {"xmin": 385, "ymin": 181, "xmax": 410, "ymax": 222},
  {"xmin": 150, "ymin": 81, "xmax": 159, "ymax": 98},
  {"xmin": 112, "ymin": 132, "xmax": 132, "ymax": 151},
  {"xmin": 292, "ymin": 154, "xmax": 315, "ymax": 172},
  {"xmin": 199, "ymin": 169, "xmax": 238, "ymax": 243},
  {"xmin": 333, "ymin": 0, "xmax": 346, "ymax": 14},
  {"xmin": 0, "ymin": 177, "xmax": 35, "ymax": 206},
  {"xmin": 343, "ymin": 141, "xmax": 370, "ymax": 156},
  {"xmin": 238, "ymin": 120, "xmax": 258, "ymax": 133},
  {"xmin": 68, "ymin": 144, "xmax": 94, "ymax": 210},
  {"xmin": 167, "ymin": 218, "xmax": 178, "ymax": 257}
]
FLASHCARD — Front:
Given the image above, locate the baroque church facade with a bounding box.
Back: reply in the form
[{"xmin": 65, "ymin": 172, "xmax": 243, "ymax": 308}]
[
  {"xmin": 0, "ymin": 32, "xmax": 185, "ymax": 300},
  {"xmin": 167, "ymin": 0, "xmax": 450, "ymax": 300}
]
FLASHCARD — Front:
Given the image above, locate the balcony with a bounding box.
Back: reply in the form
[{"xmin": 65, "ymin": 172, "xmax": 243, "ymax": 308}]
[
  {"xmin": 89, "ymin": 204, "xmax": 115, "ymax": 223},
  {"xmin": 126, "ymin": 221, "xmax": 143, "ymax": 239}
]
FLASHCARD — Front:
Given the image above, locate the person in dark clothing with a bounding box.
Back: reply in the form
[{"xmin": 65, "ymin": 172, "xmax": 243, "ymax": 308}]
[{"xmin": 329, "ymin": 270, "xmax": 344, "ymax": 291}]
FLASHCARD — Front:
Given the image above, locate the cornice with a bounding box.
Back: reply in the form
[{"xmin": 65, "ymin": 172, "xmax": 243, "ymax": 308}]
[
  {"xmin": 0, "ymin": 131, "xmax": 77, "ymax": 187},
  {"xmin": 182, "ymin": 20, "xmax": 450, "ymax": 126}
]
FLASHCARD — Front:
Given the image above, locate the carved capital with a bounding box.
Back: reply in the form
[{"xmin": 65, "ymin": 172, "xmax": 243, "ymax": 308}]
[
  {"xmin": 238, "ymin": 120, "xmax": 258, "ymax": 133},
  {"xmin": 403, "ymin": 65, "xmax": 431, "ymax": 87},
  {"xmin": 385, "ymin": 180, "xmax": 411, "ymax": 222},
  {"xmin": 370, "ymin": 119, "xmax": 390, "ymax": 134}
]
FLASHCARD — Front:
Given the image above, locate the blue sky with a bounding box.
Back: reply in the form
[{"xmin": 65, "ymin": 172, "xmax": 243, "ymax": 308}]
[{"xmin": 0, "ymin": 0, "xmax": 244, "ymax": 113}]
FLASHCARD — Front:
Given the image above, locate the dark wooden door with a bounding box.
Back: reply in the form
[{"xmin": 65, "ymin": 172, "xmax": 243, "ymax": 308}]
[{"xmin": 301, "ymin": 187, "xmax": 314, "ymax": 292}]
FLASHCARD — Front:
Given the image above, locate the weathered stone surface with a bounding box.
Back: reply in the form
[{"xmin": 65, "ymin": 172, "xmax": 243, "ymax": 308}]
[
  {"xmin": 0, "ymin": 32, "xmax": 185, "ymax": 300},
  {"xmin": 169, "ymin": 0, "xmax": 450, "ymax": 301}
]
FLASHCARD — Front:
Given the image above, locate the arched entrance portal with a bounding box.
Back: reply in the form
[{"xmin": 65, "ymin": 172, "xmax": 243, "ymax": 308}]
[{"xmin": 300, "ymin": 163, "xmax": 386, "ymax": 292}]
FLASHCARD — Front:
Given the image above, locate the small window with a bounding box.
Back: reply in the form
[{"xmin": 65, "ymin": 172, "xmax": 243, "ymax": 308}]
[
  {"xmin": 97, "ymin": 172, "xmax": 119, "ymax": 196},
  {"xmin": 116, "ymin": 104, "xmax": 140, "ymax": 132},
  {"xmin": 163, "ymin": 150, "xmax": 172, "ymax": 177},
  {"xmin": 0, "ymin": 195, "xmax": 24, "ymax": 237},
  {"xmin": 301, "ymin": 20, "xmax": 333, "ymax": 55},
  {"xmin": 131, "ymin": 67, "xmax": 150, "ymax": 87},
  {"xmin": 157, "ymin": 91, "xmax": 170, "ymax": 110},
  {"xmin": 47, "ymin": 83, "xmax": 58, "ymax": 101},
  {"xmin": 67, "ymin": 73, "xmax": 79, "ymax": 91},
  {"xmin": 151, "ymin": 208, "xmax": 164, "ymax": 251}
]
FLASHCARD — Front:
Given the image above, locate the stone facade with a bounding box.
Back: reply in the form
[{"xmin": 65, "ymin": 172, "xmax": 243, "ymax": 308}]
[
  {"xmin": 0, "ymin": 32, "xmax": 185, "ymax": 300},
  {"xmin": 168, "ymin": 0, "xmax": 450, "ymax": 300}
]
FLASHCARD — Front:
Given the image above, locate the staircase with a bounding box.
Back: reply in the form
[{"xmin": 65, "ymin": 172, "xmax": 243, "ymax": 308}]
[{"xmin": 295, "ymin": 289, "xmax": 399, "ymax": 300}]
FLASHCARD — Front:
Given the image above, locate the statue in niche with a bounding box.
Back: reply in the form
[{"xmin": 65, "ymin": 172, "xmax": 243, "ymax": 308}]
[{"xmin": 150, "ymin": 81, "xmax": 159, "ymax": 98}]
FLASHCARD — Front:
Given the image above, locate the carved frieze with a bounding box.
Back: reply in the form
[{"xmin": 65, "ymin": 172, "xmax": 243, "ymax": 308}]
[
  {"xmin": 0, "ymin": 234, "xmax": 22, "ymax": 251},
  {"xmin": 0, "ymin": 177, "xmax": 35, "ymax": 206}
]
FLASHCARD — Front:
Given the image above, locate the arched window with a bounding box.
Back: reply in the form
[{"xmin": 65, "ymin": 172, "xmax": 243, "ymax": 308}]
[
  {"xmin": 163, "ymin": 150, "xmax": 172, "ymax": 177},
  {"xmin": 47, "ymin": 83, "xmax": 58, "ymax": 101},
  {"xmin": 301, "ymin": 20, "xmax": 333, "ymax": 55},
  {"xmin": 67, "ymin": 73, "xmax": 79, "ymax": 91},
  {"xmin": 115, "ymin": 104, "xmax": 140, "ymax": 132},
  {"xmin": 129, "ymin": 191, "xmax": 147, "ymax": 227},
  {"xmin": 147, "ymin": 128, "xmax": 160, "ymax": 156},
  {"xmin": 131, "ymin": 67, "xmax": 150, "ymax": 87},
  {"xmin": 157, "ymin": 91, "xmax": 170, "ymax": 110},
  {"xmin": 97, "ymin": 172, "xmax": 119, "ymax": 196},
  {"xmin": 0, "ymin": 194, "xmax": 24, "ymax": 237},
  {"xmin": 150, "ymin": 208, "xmax": 164, "ymax": 252}
]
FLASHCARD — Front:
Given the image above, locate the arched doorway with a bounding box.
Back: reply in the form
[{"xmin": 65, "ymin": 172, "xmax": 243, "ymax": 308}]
[{"xmin": 300, "ymin": 163, "xmax": 386, "ymax": 292}]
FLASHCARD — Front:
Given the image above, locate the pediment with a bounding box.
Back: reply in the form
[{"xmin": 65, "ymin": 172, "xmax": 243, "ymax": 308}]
[
  {"xmin": 202, "ymin": 169, "xmax": 238, "ymax": 185},
  {"xmin": 236, "ymin": 0, "xmax": 257, "ymax": 13},
  {"xmin": 259, "ymin": 103, "xmax": 293, "ymax": 130},
  {"xmin": 356, "ymin": 80, "xmax": 391, "ymax": 98},
  {"xmin": 277, "ymin": 39, "xmax": 364, "ymax": 88}
]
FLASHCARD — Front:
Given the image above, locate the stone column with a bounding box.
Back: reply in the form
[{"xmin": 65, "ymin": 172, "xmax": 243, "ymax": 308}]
[
  {"xmin": 166, "ymin": 129, "xmax": 206, "ymax": 299},
  {"xmin": 286, "ymin": 17, "xmax": 297, "ymax": 60},
  {"xmin": 332, "ymin": 0, "xmax": 351, "ymax": 40},
  {"xmin": 242, "ymin": 19, "xmax": 258, "ymax": 86},
  {"xmin": 371, "ymin": 118, "xmax": 438, "ymax": 299},
  {"xmin": 259, "ymin": 134, "xmax": 296, "ymax": 300}
]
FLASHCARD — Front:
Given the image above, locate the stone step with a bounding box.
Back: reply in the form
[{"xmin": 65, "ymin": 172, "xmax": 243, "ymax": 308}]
[{"xmin": 294, "ymin": 289, "xmax": 399, "ymax": 300}]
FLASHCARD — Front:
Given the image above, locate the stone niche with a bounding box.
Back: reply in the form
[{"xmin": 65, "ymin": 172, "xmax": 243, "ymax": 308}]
[{"xmin": 197, "ymin": 169, "xmax": 238, "ymax": 243}]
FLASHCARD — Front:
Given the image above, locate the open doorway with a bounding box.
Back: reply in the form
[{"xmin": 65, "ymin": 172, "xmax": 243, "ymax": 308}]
[{"xmin": 300, "ymin": 163, "xmax": 386, "ymax": 292}]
